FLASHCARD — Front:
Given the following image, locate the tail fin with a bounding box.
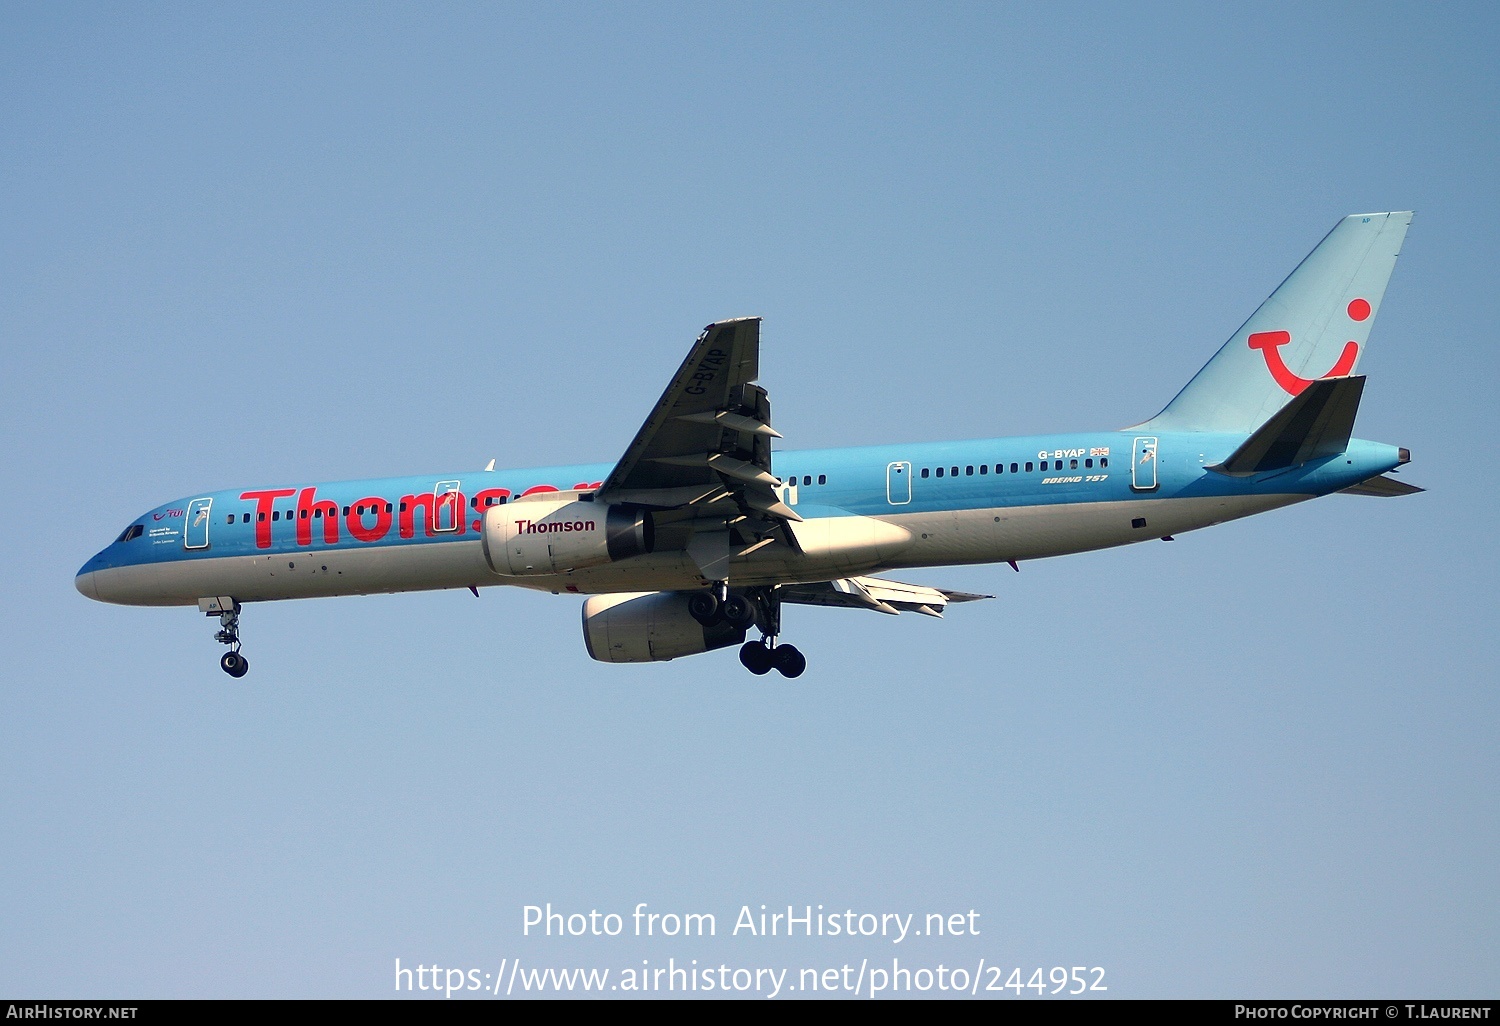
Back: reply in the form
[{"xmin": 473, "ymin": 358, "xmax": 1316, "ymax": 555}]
[{"xmin": 1142, "ymin": 212, "xmax": 1412, "ymax": 434}]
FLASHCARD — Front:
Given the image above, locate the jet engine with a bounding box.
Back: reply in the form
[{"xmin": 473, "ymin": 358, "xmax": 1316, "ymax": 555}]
[
  {"xmin": 582, "ymin": 592, "xmax": 746, "ymax": 663},
  {"xmin": 483, "ymin": 497, "xmax": 653, "ymax": 577}
]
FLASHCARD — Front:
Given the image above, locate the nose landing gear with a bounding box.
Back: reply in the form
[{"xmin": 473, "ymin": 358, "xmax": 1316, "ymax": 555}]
[{"xmin": 201, "ymin": 598, "xmax": 249, "ymax": 678}]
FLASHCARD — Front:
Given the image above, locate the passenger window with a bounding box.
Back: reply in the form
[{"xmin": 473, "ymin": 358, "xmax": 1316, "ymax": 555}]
[
  {"xmin": 921, "ymin": 468, "xmax": 929, "ymax": 478},
  {"xmin": 386, "ymin": 503, "xmax": 393, "ymax": 513},
  {"xmin": 301, "ymin": 510, "xmax": 308, "ymax": 519},
  {"xmin": 979, "ymin": 465, "xmax": 987, "ymax": 475},
  {"xmin": 1085, "ymin": 458, "xmax": 1093, "ymax": 468},
  {"xmin": 272, "ymin": 511, "xmax": 280, "ymax": 521},
  {"xmin": 951, "ymin": 466, "xmax": 959, "ymax": 477},
  {"xmin": 1071, "ymin": 459, "xmax": 1078, "ymax": 469},
  {"xmin": 935, "ymin": 467, "xmax": 944, "ymax": 478},
  {"xmin": 1100, "ymin": 458, "xmax": 1108, "ymax": 468},
  {"xmin": 1010, "ymin": 463, "xmax": 1018, "ymax": 474},
  {"xmin": 1026, "ymin": 462, "xmax": 1034, "ymax": 472},
  {"xmin": 965, "ymin": 466, "xmax": 974, "ymax": 476},
  {"xmin": 818, "ymin": 474, "xmax": 826, "ymax": 485}
]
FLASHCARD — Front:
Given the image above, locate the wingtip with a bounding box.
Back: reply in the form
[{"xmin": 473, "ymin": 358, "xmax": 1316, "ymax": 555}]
[{"xmin": 1346, "ymin": 210, "xmax": 1415, "ymax": 222}]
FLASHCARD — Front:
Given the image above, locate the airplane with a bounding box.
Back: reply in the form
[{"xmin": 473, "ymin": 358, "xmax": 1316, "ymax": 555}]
[{"xmin": 76, "ymin": 212, "xmax": 1421, "ymax": 679}]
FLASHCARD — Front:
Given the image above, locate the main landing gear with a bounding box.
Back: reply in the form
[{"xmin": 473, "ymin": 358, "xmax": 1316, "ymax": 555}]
[
  {"xmin": 738, "ymin": 639, "xmax": 806, "ymax": 678},
  {"xmin": 209, "ymin": 602, "xmax": 249, "ymax": 678},
  {"xmin": 689, "ymin": 584, "xmax": 806, "ymax": 678}
]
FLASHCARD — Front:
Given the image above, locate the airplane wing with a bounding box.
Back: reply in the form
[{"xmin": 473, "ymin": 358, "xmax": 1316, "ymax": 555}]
[
  {"xmin": 597, "ymin": 318, "xmax": 800, "ymax": 576},
  {"xmin": 780, "ymin": 576, "xmax": 993, "ymax": 618}
]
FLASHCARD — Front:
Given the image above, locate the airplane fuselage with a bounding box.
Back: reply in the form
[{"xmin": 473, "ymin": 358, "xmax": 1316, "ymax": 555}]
[
  {"xmin": 76, "ymin": 429, "xmax": 1404, "ymax": 607},
  {"xmin": 73, "ymin": 213, "xmax": 1421, "ymax": 677}
]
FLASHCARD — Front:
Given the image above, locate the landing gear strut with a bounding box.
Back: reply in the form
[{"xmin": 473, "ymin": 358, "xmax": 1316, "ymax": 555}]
[{"xmin": 210, "ymin": 603, "xmax": 249, "ymax": 678}]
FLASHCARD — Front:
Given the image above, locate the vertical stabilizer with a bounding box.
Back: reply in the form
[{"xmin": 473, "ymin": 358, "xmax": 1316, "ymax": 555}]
[{"xmin": 1143, "ymin": 212, "xmax": 1412, "ymax": 434}]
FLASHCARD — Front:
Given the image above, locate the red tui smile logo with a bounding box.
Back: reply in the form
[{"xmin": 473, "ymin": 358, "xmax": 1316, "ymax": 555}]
[{"xmin": 1247, "ymin": 298, "xmax": 1370, "ymax": 396}]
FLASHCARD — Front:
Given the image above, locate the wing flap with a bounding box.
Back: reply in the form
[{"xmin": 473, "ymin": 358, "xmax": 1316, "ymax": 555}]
[{"xmin": 780, "ymin": 576, "xmax": 993, "ymax": 617}]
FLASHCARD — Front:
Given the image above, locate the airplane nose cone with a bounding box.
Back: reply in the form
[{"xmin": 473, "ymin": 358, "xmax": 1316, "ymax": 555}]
[{"xmin": 75, "ymin": 562, "xmax": 102, "ymax": 601}]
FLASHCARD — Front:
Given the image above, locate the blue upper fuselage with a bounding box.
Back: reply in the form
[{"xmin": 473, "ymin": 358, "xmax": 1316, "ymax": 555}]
[{"xmin": 77, "ymin": 429, "xmax": 1404, "ymax": 579}]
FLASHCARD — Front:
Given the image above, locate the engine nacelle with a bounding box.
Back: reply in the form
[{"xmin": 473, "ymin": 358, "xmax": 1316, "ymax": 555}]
[
  {"xmin": 482, "ymin": 497, "xmax": 653, "ymax": 577},
  {"xmin": 582, "ymin": 592, "xmax": 746, "ymax": 663}
]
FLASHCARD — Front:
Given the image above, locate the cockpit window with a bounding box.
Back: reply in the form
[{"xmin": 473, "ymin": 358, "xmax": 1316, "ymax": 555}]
[{"xmin": 116, "ymin": 524, "xmax": 144, "ymax": 543}]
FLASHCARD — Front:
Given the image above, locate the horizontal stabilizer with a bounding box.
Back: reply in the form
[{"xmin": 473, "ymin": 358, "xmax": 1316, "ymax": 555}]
[
  {"xmin": 1340, "ymin": 473, "xmax": 1424, "ymax": 497},
  {"xmin": 1209, "ymin": 375, "xmax": 1365, "ymax": 477},
  {"xmin": 781, "ymin": 576, "xmax": 991, "ymax": 617}
]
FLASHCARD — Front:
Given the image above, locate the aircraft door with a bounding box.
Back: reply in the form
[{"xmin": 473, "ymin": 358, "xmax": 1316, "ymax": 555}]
[
  {"xmin": 887, "ymin": 461, "xmax": 911, "ymax": 505},
  {"xmin": 433, "ymin": 480, "xmax": 461, "ymax": 532},
  {"xmin": 1131, "ymin": 437, "xmax": 1159, "ymax": 491},
  {"xmin": 184, "ymin": 497, "xmax": 213, "ymax": 550}
]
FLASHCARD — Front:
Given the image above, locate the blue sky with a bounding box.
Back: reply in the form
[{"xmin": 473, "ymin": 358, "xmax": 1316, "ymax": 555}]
[{"xmin": 3, "ymin": 2, "xmax": 1496, "ymax": 998}]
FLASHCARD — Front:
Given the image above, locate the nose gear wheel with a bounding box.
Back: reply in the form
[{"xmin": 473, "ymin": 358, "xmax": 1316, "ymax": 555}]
[{"xmin": 209, "ymin": 604, "xmax": 249, "ymax": 677}]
